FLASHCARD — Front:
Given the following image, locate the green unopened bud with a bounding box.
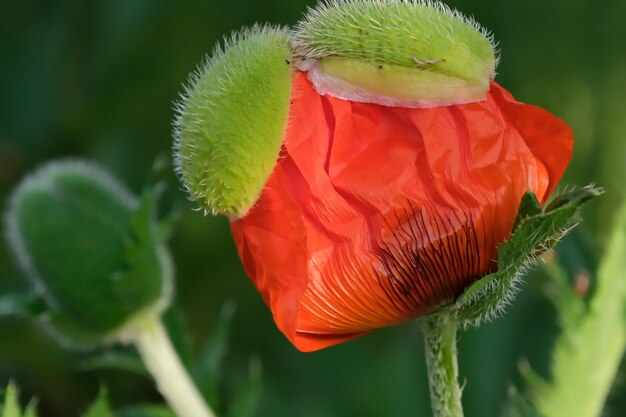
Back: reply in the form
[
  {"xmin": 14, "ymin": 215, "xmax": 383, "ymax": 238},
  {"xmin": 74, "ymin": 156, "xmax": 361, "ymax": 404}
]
[
  {"xmin": 174, "ymin": 25, "xmax": 293, "ymax": 219},
  {"xmin": 4, "ymin": 160, "xmax": 172, "ymax": 346},
  {"xmin": 293, "ymin": 0, "xmax": 497, "ymax": 107}
]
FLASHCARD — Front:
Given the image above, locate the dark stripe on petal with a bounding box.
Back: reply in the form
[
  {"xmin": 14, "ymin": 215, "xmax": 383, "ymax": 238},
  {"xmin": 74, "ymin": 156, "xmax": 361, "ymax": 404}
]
[{"xmin": 374, "ymin": 201, "xmax": 486, "ymax": 318}]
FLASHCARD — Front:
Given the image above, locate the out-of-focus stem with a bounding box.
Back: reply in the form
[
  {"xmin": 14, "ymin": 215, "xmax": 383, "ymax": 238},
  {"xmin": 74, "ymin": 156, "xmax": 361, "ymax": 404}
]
[
  {"xmin": 130, "ymin": 315, "xmax": 216, "ymax": 417},
  {"xmin": 535, "ymin": 201, "xmax": 626, "ymax": 417},
  {"xmin": 421, "ymin": 314, "xmax": 464, "ymax": 417}
]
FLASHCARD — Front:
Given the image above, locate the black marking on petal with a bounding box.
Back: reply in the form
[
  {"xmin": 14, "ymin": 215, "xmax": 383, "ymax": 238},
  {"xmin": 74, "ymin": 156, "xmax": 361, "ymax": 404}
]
[{"xmin": 375, "ymin": 201, "xmax": 485, "ymax": 319}]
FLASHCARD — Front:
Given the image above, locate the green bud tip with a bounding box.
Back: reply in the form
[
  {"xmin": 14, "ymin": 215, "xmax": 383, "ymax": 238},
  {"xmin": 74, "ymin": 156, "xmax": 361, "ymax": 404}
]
[
  {"xmin": 292, "ymin": 0, "xmax": 498, "ymax": 107},
  {"xmin": 173, "ymin": 25, "xmax": 293, "ymax": 219}
]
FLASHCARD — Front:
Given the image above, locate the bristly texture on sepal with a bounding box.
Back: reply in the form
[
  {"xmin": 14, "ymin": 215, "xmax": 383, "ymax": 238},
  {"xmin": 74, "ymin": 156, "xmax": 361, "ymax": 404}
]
[
  {"xmin": 292, "ymin": 0, "xmax": 498, "ymax": 107},
  {"xmin": 4, "ymin": 160, "xmax": 173, "ymax": 348},
  {"xmin": 173, "ymin": 25, "xmax": 293, "ymax": 219},
  {"xmin": 453, "ymin": 185, "xmax": 603, "ymax": 327}
]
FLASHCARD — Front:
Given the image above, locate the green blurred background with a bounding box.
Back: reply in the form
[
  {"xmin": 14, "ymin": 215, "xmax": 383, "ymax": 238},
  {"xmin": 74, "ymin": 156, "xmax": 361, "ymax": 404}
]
[{"xmin": 1, "ymin": 0, "xmax": 625, "ymax": 416}]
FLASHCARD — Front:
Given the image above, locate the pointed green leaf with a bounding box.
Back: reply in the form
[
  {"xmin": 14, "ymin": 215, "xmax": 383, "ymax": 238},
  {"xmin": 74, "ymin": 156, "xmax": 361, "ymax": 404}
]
[
  {"xmin": 455, "ymin": 186, "xmax": 602, "ymax": 325},
  {"xmin": 112, "ymin": 185, "xmax": 173, "ymax": 316},
  {"xmin": 2, "ymin": 384, "xmax": 21, "ymax": 417},
  {"xmin": 194, "ymin": 301, "xmax": 236, "ymax": 406},
  {"xmin": 21, "ymin": 403, "xmax": 38, "ymax": 417},
  {"xmin": 1, "ymin": 384, "xmax": 39, "ymax": 417},
  {"xmin": 227, "ymin": 356, "xmax": 263, "ymax": 417},
  {"xmin": 82, "ymin": 389, "xmax": 114, "ymax": 417}
]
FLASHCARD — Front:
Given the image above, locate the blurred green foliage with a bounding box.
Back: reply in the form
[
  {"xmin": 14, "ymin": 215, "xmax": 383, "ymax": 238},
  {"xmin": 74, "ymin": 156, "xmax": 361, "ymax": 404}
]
[{"xmin": 0, "ymin": 1, "xmax": 625, "ymax": 416}]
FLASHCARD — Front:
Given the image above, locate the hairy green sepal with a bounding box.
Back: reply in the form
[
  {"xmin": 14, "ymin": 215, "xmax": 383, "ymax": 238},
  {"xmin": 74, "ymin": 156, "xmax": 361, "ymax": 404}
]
[
  {"xmin": 174, "ymin": 26, "xmax": 292, "ymax": 218},
  {"xmin": 454, "ymin": 186, "xmax": 602, "ymax": 325},
  {"xmin": 5, "ymin": 161, "xmax": 172, "ymax": 347},
  {"xmin": 293, "ymin": 0, "xmax": 496, "ymax": 107}
]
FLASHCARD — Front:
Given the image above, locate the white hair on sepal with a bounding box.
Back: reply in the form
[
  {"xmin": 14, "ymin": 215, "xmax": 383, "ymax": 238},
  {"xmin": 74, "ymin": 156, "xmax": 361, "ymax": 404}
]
[
  {"xmin": 293, "ymin": 0, "xmax": 499, "ymax": 69},
  {"xmin": 292, "ymin": 0, "xmax": 499, "ymax": 107},
  {"xmin": 173, "ymin": 24, "xmax": 294, "ymax": 219},
  {"xmin": 171, "ymin": 23, "xmax": 292, "ymax": 214}
]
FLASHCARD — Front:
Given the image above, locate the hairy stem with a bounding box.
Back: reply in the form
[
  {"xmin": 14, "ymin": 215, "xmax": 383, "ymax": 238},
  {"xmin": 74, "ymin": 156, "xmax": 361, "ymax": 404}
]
[
  {"xmin": 421, "ymin": 314, "xmax": 464, "ymax": 417},
  {"xmin": 130, "ymin": 315, "xmax": 216, "ymax": 417}
]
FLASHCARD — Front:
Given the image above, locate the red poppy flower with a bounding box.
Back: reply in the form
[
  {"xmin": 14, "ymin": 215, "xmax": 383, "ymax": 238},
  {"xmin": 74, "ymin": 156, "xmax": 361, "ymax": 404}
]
[{"xmin": 231, "ymin": 72, "xmax": 572, "ymax": 352}]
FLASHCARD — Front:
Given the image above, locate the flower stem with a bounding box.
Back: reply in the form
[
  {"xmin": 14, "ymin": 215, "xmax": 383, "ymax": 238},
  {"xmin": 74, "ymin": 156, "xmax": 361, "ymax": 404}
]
[
  {"xmin": 420, "ymin": 314, "xmax": 464, "ymax": 417},
  {"xmin": 130, "ymin": 315, "xmax": 217, "ymax": 417}
]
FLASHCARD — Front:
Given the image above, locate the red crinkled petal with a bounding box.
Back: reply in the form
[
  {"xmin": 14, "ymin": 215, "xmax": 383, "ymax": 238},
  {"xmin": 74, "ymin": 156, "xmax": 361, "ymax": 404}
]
[{"xmin": 231, "ymin": 73, "xmax": 573, "ymax": 352}]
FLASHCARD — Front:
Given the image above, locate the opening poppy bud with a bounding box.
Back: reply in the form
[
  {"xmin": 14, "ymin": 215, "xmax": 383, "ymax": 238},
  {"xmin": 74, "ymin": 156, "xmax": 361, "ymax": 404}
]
[
  {"xmin": 174, "ymin": 25, "xmax": 293, "ymax": 218},
  {"xmin": 231, "ymin": 72, "xmax": 573, "ymax": 352},
  {"xmin": 4, "ymin": 161, "xmax": 172, "ymax": 346},
  {"xmin": 292, "ymin": 0, "xmax": 497, "ymax": 107}
]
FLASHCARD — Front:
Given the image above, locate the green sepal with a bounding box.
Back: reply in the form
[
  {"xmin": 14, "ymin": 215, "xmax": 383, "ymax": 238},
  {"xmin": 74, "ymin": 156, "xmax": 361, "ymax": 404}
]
[
  {"xmin": 293, "ymin": 0, "xmax": 496, "ymax": 106},
  {"xmin": 174, "ymin": 25, "xmax": 293, "ymax": 218},
  {"xmin": 454, "ymin": 186, "xmax": 602, "ymax": 326},
  {"xmin": 4, "ymin": 160, "xmax": 172, "ymax": 347},
  {"xmin": 544, "ymin": 185, "xmax": 601, "ymax": 212},
  {"xmin": 512, "ymin": 192, "xmax": 543, "ymax": 231}
]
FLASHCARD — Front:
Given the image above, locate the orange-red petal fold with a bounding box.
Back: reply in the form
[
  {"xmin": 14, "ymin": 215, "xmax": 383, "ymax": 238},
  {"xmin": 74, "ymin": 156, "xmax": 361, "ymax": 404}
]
[{"xmin": 231, "ymin": 73, "xmax": 573, "ymax": 352}]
